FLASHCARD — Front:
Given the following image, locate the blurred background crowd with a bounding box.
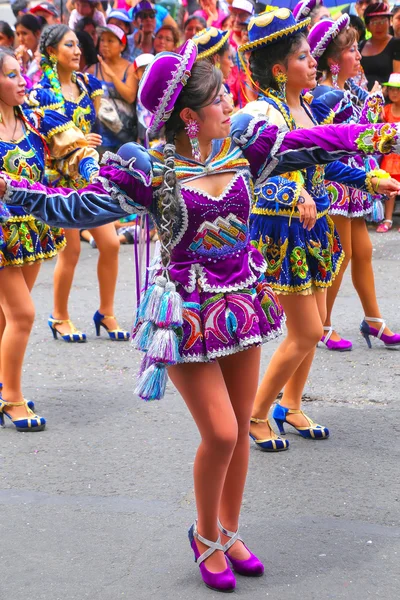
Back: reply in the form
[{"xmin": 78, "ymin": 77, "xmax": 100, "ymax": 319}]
[{"xmin": 2, "ymin": 0, "xmax": 400, "ymax": 233}]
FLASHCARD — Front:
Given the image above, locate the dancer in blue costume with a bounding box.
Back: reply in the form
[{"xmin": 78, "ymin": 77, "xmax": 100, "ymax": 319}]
[
  {"xmin": 239, "ymin": 9, "xmax": 400, "ymax": 451},
  {"xmin": 309, "ymin": 16, "xmax": 400, "ymax": 350},
  {"xmin": 30, "ymin": 24, "xmax": 129, "ymax": 343},
  {"xmin": 0, "ymin": 48, "xmax": 99, "ymax": 432}
]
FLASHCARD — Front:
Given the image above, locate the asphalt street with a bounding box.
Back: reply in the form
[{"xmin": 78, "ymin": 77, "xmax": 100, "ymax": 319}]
[{"xmin": 1, "ymin": 220, "xmax": 399, "ymax": 600}]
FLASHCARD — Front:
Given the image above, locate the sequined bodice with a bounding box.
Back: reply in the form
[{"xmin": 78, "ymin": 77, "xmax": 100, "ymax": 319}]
[{"xmin": 173, "ymin": 172, "xmax": 251, "ymax": 264}]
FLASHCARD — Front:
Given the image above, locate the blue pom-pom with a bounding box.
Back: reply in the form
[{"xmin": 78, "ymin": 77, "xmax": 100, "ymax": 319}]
[{"xmin": 135, "ymin": 363, "xmax": 168, "ymax": 401}]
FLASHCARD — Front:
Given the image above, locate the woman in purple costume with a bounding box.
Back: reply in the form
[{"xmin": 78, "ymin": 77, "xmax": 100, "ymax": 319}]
[
  {"xmin": 2, "ymin": 40, "xmax": 400, "ymax": 591},
  {"xmin": 310, "ymin": 16, "xmax": 400, "ymax": 350}
]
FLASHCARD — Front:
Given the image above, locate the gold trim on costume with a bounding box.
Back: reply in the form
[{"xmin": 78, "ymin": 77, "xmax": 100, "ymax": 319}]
[
  {"xmin": 195, "ymin": 29, "xmax": 230, "ymax": 60},
  {"xmin": 239, "ymin": 17, "xmax": 310, "ymax": 53}
]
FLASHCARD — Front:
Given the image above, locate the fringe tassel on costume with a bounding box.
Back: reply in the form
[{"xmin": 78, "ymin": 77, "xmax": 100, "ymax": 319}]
[
  {"xmin": 146, "ymin": 327, "xmax": 180, "ymax": 364},
  {"xmin": 135, "ymin": 363, "xmax": 168, "ymax": 401},
  {"xmin": 155, "ymin": 281, "xmax": 183, "ymax": 327}
]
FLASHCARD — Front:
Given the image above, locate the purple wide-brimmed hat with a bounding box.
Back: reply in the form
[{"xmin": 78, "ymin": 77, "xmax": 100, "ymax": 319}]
[
  {"xmin": 138, "ymin": 39, "xmax": 197, "ymax": 134},
  {"xmin": 293, "ymin": 0, "xmax": 323, "ymax": 22},
  {"xmin": 308, "ymin": 14, "xmax": 350, "ymax": 60}
]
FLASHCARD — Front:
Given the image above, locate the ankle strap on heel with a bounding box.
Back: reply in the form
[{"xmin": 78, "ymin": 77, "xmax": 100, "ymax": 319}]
[
  {"xmin": 193, "ymin": 522, "xmax": 224, "ymax": 565},
  {"xmin": 250, "ymin": 417, "xmax": 268, "ymax": 424},
  {"xmin": 364, "ymin": 317, "xmax": 385, "ymax": 339},
  {"xmin": 218, "ymin": 520, "xmax": 243, "ymax": 552}
]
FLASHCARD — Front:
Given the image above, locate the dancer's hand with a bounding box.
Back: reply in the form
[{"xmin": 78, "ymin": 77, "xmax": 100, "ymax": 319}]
[
  {"xmin": 0, "ymin": 177, "xmax": 6, "ymax": 198},
  {"xmin": 372, "ymin": 176, "xmax": 400, "ymax": 198},
  {"xmin": 86, "ymin": 133, "xmax": 102, "ymax": 148},
  {"xmin": 297, "ymin": 189, "xmax": 317, "ymax": 230}
]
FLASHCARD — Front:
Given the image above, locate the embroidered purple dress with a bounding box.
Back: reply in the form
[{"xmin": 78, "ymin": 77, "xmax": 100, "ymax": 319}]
[{"xmin": 2, "ymin": 115, "xmax": 400, "ymax": 378}]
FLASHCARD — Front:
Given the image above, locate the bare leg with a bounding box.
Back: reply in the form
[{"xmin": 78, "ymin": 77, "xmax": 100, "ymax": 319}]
[
  {"xmin": 89, "ymin": 223, "xmax": 121, "ymax": 331},
  {"xmin": 218, "ymin": 347, "xmax": 261, "ymax": 560},
  {"xmin": 250, "ymin": 292, "xmax": 324, "ymax": 440},
  {"xmin": 52, "ymin": 229, "xmax": 81, "ymax": 335},
  {"xmin": 279, "ymin": 290, "xmax": 327, "ymax": 427},
  {"xmin": 0, "ymin": 267, "xmax": 36, "ymax": 419},
  {"xmin": 168, "ymin": 361, "xmax": 239, "ymax": 574},
  {"xmin": 325, "ymin": 216, "xmax": 352, "ymax": 342},
  {"xmin": 351, "ymin": 218, "xmax": 393, "ymax": 335}
]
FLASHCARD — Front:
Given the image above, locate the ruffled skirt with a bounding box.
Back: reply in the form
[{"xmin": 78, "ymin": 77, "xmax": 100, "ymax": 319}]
[
  {"xmin": 178, "ymin": 274, "xmax": 284, "ymax": 362},
  {"xmin": 326, "ymin": 182, "xmax": 373, "ymax": 218},
  {"xmin": 0, "ymin": 214, "xmax": 66, "ymax": 269},
  {"xmin": 250, "ymin": 213, "xmax": 344, "ymax": 295}
]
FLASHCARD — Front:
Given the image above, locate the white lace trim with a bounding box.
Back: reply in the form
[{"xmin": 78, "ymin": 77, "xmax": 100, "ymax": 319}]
[
  {"xmin": 233, "ymin": 115, "xmax": 270, "ymax": 148},
  {"xmin": 96, "ymin": 175, "xmax": 149, "ymax": 216},
  {"xmin": 248, "ymin": 252, "xmax": 268, "ymax": 273},
  {"xmin": 197, "ymin": 265, "xmax": 258, "ymax": 293},
  {"xmin": 311, "ymin": 14, "xmax": 350, "ymax": 59},
  {"xmin": 100, "ymin": 151, "xmax": 135, "ymax": 168},
  {"xmin": 330, "ymin": 206, "xmax": 372, "ymax": 217},
  {"xmin": 179, "ymin": 319, "xmax": 286, "ymax": 363},
  {"xmin": 170, "ymin": 184, "xmax": 189, "ymax": 250}
]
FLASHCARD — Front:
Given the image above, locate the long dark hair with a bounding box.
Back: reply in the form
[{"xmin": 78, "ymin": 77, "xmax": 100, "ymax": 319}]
[
  {"xmin": 0, "ymin": 21, "xmax": 15, "ymax": 44},
  {"xmin": 39, "ymin": 24, "xmax": 73, "ymax": 106},
  {"xmin": 158, "ymin": 61, "xmax": 222, "ymax": 271},
  {"xmin": 249, "ymin": 33, "xmax": 306, "ymax": 92}
]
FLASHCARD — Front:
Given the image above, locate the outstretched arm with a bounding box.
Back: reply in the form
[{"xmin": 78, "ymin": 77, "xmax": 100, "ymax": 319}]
[
  {"xmin": 231, "ymin": 113, "xmax": 400, "ymax": 186},
  {"xmin": 0, "ymin": 146, "xmax": 154, "ymax": 228}
]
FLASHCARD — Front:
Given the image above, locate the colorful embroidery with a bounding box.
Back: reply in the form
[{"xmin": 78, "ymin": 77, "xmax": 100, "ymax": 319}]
[
  {"xmin": 189, "ymin": 213, "xmax": 248, "ymax": 257},
  {"xmin": 2, "ymin": 145, "xmax": 41, "ymax": 182},
  {"xmin": 72, "ymin": 104, "xmax": 92, "ymax": 135},
  {"xmin": 182, "ymin": 302, "xmax": 203, "ymax": 351},
  {"xmin": 290, "ymin": 246, "xmax": 308, "ymax": 279},
  {"xmin": 255, "ymin": 235, "xmax": 288, "ymax": 281}
]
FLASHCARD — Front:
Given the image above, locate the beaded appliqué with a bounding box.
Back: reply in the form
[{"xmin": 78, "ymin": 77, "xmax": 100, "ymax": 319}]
[{"xmin": 189, "ymin": 213, "xmax": 249, "ymax": 258}]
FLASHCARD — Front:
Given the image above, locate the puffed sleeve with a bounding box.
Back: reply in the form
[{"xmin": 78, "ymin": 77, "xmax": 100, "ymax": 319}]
[
  {"xmin": 32, "ymin": 108, "xmax": 99, "ymax": 184},
  {"xmin": 1, "ymin": 144, "xmax": 154, "ymax": 229},
  {"xmin": 230, "ymin": 112, "xmax": 400, "ymax": 186},
  {"xmin": 79, "ymin": 73, "xmax": 104, "ymax": 101}
]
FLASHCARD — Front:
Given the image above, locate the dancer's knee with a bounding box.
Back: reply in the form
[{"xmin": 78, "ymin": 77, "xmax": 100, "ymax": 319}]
[{"xmin": 203, "ymin": 424, "xmax": 238, "ymax": 456}]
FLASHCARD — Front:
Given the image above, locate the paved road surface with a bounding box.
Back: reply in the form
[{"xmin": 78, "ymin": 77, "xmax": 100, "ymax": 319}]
[{"xmin": 1, "ymin": 222, "xmax": 399, "ymax": 600}]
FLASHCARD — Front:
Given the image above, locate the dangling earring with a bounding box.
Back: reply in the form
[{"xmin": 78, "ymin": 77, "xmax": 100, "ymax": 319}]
[
  {"xmin": 0, "ymin": 112, "xmax": 2, "ymax": 124},
  {"xmin": 185, "ymin": 119, "xmax": 201, "ymax": 162},
  {"xmin": 274, "ymin": 71, "xmax": 287, "ymax": 100},
  {"xmin": 330, "ymin": 62, "xmax": 340, "ymax": 89}
]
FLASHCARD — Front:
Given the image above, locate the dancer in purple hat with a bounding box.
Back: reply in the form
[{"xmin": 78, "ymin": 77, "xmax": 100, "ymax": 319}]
[
  {"xmin": 2, "ymin": 38, "xmax": 400, "ymax": 592},
  {"xmin": 310, "ymin": 16, "xmax": 400, "ymax": 350}
]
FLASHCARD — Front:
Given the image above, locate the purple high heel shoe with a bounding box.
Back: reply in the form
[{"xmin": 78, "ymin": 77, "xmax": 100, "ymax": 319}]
[
  {"xmin": 188, "ymin": 522, "xmax": 236, "ymax": 593},
  {"xmin": 360, "ymin": 318, "xmax": 400, "ymax": 349},
  {"xmin": 320, "ymin": 327, "xmax": 352, "ymax": 352},
  {"xmin": 218, "ymin": 520, "xmax": 264, "ymax": 577}
]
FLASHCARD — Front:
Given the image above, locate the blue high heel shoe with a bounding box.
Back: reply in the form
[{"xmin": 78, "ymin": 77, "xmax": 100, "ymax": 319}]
[
  {"xmin": 48, "ymin": 316, "xmax": 87, "ymax": 343},
  {"xmin": 0, "ymin": 383, "xmax": 34, "ymax": 410},
  {"xmin": 249, "ymin": 417, "xmax": 289, "ymax": 451},
  {"xmin": 272, "ymin": 403, "xmax": 329, "ymax": 440},
  {"xmin": 0, "ymin": 399, "xmax": 46, "ymax": 432},
  {"xmin": 93, "ymin": 311, "xmax": 130, "ymax": 341}
]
